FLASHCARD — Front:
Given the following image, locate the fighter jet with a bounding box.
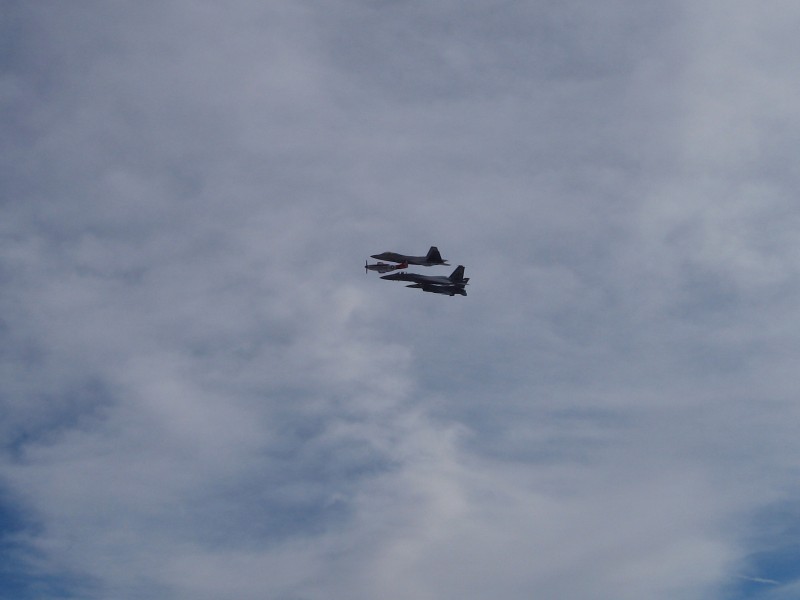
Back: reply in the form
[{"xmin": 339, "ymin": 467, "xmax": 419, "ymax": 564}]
[
  {"xmin": 381, "ymin": 265, "xmax": 469, "ymax": 287},
  {"xmin": 365, "ymin": 260, "xmax": 408, "ymax": 274},
  {"xmin": 370, "ymin": 246, "xmax": 449, "ymax": 267},
  {"xmin": 406, "ymin": 283, "xmax": 467, "ymax": 296}
]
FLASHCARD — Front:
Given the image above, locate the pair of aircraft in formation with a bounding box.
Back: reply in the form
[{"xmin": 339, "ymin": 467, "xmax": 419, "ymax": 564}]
[{"xmin": 365, "ymin": 246, "xmax": 469, "ymax": 297}]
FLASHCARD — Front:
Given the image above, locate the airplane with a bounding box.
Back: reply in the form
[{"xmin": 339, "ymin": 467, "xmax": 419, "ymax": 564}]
[
  {"xmin": 406, "ymin": 283, "xmax": 467, "ymax": 296},
  {"xmin": 380, "ymin": 265, "xmax": 469, "ymax": 287},
  {"xmin": 370, "ymin": 246, "xmax": 449, "ymax": 267},
  {"xmin": 365, "ymin": 260, "xmax": 408, "ymax": 274}
]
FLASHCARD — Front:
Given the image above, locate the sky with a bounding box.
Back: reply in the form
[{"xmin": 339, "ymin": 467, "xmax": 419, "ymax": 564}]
[{"xmin": 2, "ymin": 1, "xmax": 800, "ymax": 598}]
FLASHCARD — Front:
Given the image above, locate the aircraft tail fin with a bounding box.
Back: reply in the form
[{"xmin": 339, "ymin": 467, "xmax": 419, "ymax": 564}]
[
  {"xmin": 426, "ymin": 246, "xmax": 444, "ymax": 263},
  {"xmin": 448, "ymin": 265, "xmax": 466, "ymax": 282}
]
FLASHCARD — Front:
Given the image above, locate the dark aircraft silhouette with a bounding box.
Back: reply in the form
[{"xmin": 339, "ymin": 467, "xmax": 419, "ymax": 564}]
[
  {"xmin": 370, "ymin": 246, "xmax": 449, "ymax": 267},
  {"xmin": 365, "ymin": 260, "xmax": 408, "ymax": 274},
  {"xmin": 406, "ymin": 283, "xmax": 467, "ymax": 296},
  {"xmin": 380, "ymin": 265, "xmax": 468, "ymax": 287}
]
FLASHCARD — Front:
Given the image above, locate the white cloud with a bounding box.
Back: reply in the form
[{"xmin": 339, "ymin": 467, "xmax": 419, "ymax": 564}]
[{"xmin": 3, "ymin": 1, "xmax": 800, "ymax": 599}]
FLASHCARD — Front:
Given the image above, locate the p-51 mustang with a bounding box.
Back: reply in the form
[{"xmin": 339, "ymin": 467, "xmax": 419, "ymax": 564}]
[
  {"xmin": 381, "ymin": 265, "xmax": 469, "ymax": 296},
  {"xmin": 365, "ymin": 260, "xmax": 408, "ymax": 274},
  {"xmin": 370, "ymin": 246, "xmax": 449, "ymax": 267}
]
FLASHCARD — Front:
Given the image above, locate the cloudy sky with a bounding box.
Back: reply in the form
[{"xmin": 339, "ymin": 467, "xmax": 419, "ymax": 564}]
[{"xmin": 3, "ymin": 1, "xmax": 800, "ymax": 598}]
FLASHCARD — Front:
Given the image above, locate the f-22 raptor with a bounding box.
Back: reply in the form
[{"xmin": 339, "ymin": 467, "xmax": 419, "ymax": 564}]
[
  {"xmin": 381, "ymin": 265, "xmax": 469, "ymax": 296},
  {"xmin": 370, "ymin": 246, "xmax": 449, "ymax": 267}
]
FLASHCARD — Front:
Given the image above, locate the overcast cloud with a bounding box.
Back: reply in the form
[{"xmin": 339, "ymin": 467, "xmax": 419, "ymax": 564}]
[{"xmin": 3, "ymin": 1, "xmax": 800, "ymax": 599}]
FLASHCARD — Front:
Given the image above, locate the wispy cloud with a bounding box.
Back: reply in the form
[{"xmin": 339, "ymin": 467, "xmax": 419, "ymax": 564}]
[{"xmin": 738, "ymin": 575, "xmax": 780, "ymax": 586}]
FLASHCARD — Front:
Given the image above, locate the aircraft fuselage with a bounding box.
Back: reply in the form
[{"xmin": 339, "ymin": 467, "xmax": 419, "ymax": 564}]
[
  {"xmin": 370, "ymin": 246, "xmax": 449, "ymax": 266},
  {"xmin": 380, "ymin": 265, "xmax": 467, "ymax": 287},
  {"xmin": 370, "ymin": 253, "xmax": 444, "ymax": 266},
  {"xmin": 382, "ymin": 272, "xmax": 461, "ymax": 285},
  {"xmin": 365, "ymin": 260, "xmax": 408, "ymax": 273},
  {"xmin": 406, "ymin": 283, "xmax": 467, "ymax": 296}
]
